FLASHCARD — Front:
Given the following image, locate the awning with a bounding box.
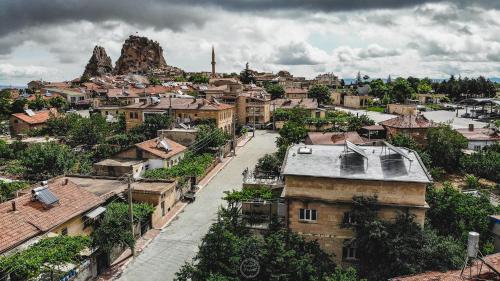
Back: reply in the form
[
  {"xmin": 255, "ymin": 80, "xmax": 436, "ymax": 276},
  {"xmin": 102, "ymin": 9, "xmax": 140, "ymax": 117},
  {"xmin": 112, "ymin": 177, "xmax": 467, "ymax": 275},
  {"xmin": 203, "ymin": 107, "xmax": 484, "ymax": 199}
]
[{"xmin": 84, "ymin": 206, "xmax": 106, "ymax": 219}]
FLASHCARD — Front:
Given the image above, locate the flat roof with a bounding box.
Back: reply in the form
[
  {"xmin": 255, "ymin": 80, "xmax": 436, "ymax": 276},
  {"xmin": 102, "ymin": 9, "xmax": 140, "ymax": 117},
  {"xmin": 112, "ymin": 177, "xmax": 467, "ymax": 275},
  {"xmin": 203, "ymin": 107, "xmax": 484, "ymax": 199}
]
[{"xmin": 282, "ymin": 144, "xmax": 432, "ymax": 183}]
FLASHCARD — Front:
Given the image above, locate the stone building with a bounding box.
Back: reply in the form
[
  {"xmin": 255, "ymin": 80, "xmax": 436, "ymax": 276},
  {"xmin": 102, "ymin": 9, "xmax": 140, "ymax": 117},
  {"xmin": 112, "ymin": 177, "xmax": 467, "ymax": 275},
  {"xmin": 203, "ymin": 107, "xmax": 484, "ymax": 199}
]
[
  {"xmin": 281, "ymin": 143, "xmax": 432, "ymax": 264},
  {"xmin": 380, "ymin": 114, "xmax": 439, "ymax": 145},
  {"xmin": 236, "ymin": 90, "xmax": 271, "ymax": 125},
  {"xmin": 9, "ymin": 109, "xmax": 56, "ymax": 136},
  {"xmin": 122, "ymin": 97, "xmax": 234, "ymax": 132}
]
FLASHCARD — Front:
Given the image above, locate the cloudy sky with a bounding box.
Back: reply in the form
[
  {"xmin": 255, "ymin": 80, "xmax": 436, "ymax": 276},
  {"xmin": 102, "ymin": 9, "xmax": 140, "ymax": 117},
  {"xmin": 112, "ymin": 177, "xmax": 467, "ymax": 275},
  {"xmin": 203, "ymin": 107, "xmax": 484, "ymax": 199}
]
[{"xmin": 0, "ymin": 0, "xmax": 499, "ymax": 85}]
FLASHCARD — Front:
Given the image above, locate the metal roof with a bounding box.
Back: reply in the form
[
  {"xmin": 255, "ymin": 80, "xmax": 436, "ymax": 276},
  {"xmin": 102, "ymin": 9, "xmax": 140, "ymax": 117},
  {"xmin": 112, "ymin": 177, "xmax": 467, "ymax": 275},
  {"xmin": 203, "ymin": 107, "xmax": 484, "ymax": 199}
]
[
  {"xmin": 84, "ymin": 206, "xmax": 106, "ymax": 219},
  {"xmin": 282, "ymin": 144, "xmax": 432, "ymax": 183}
]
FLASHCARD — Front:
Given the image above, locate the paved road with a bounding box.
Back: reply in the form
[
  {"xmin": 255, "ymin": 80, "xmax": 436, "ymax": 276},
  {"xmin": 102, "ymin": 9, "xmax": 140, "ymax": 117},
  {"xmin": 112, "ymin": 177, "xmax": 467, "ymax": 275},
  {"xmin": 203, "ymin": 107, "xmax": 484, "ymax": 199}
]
[
  {"xmin": 336, "ymin": 106, "xmax": 488, "ymax": 129},
  {"xmin": 118, "ymin": 130, "xmax": 277, "ymax": 281}
]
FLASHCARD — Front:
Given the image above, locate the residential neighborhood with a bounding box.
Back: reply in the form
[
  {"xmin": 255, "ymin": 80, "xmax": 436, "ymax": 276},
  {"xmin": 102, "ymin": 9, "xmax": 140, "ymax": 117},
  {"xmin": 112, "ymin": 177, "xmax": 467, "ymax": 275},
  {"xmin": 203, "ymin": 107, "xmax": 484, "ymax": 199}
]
[{"xmin": 1, "ymin": 1, "xmax": 500, "ymax": 281}]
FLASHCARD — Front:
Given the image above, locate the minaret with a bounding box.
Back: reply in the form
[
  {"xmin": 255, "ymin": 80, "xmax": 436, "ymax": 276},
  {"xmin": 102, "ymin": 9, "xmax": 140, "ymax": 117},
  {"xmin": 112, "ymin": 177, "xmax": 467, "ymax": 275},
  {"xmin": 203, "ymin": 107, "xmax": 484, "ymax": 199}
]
[{"xmin": 211, "ymin": 45, "xmax": 216, "ymax": 78}]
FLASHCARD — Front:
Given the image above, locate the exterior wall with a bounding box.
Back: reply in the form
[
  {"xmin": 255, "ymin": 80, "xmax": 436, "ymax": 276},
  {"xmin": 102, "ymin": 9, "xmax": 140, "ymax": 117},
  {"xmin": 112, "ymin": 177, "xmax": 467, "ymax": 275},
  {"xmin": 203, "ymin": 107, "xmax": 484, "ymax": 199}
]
[
  {"xmin": 50, "ymin": 215, "xmax": 93, "ymax": 236},
  {"xmin": 331, "ymin": 92, "xmax": 343, "ymax": 105},
  {"xmin": 467, "ymin": 140, "xmax": 498, "ymax": 151},
  {"xmin": 236, "ymin": 96, "xmax": 271, "ymax": 125},
  {"xmin": 158, "ymin": 129, "xmax": 198, "ymax": 146},
  {"xmin": 132, "ymin": 187, "xmax": 176, "ymax": 229},
  {"xmin": 387, "ymin": 104, "xmax": 418, "ymax": 116},
  {"xmin": 285, "ymin": 175, "xmax": 427, "ymax": 207},
  {"xmin": 343, "ymin": 95, "xmax": 371, "ymax": 109},
  {"xmin": 286, "ymin": 93, "xmax": 308, "ymax": 99},
  {"xmin": 9, "ymin": 117, "xmax": 45, "ymax": 136},
  {"xmin": 287, "ymin": 198, "xmax": 425, "ymax": 264},
  {"xmin": 93, "ymin": 162, "xmax": 144, "ymax": 178},
  {"xmin": 114, "ymin": 147, "xmax": 185, "ymax": 169}
]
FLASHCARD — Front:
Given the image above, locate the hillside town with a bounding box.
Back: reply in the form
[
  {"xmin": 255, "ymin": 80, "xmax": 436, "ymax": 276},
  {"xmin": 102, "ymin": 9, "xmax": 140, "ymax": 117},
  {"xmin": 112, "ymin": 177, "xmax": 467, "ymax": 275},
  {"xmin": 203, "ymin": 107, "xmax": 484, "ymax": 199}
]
[{"xmin": 0, "ymin": 6, "xmax": 500, "ymax": 281}]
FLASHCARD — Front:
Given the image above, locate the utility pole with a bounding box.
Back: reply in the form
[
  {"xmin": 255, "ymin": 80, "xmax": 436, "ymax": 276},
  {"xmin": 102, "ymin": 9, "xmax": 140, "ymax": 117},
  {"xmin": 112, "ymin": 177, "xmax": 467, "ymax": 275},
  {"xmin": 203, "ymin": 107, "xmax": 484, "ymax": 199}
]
[
  {"xmin": 253, "ymin": 105, "xmax": 256, "ymax": 138},
  {"xmin": 127, "ymin": 174, "xmax": 135, "ymax": 257},
  {"xmin": 232, "ymin": 111, "xmax": 237, "ymax": 156},
  {"xmin": 272, "ymin": 102, "xmax": 276, "ymax": 131}
]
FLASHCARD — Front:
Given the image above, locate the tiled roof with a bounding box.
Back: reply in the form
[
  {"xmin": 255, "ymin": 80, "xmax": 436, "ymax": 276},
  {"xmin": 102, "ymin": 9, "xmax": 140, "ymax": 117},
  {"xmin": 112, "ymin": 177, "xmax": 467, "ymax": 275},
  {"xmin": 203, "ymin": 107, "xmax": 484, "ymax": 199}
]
[
  {"xmin": 285, "ymin": 87, "xmax": 308, "ymax": 94},
  {"xmin": 380, "ymin": 114, "xmax": 438, "ymax": 129},
  {"xmin": 272, "ymin": 98, "xmax": 318, "ymax": 110},
  {"xmin": 136, "ymin": 137, "xmax": 187, "ymax": 159},
  {"xmin": 305, "ymin": 132, "xmax": 364, "ymax": 145},
  {"xmin": 0, "ymin": 178, "xmax": 103, "ymax": 254},
  {"xmin": 391, "ymin": 253, "xmax": 500, "ymax": 281},
  {"xmin": 124, "ymin": 97, "xmax": 234, "ymax": 111},
  {"xmin": 11, "ymin": 110, "xmax": 52, "ymax": 125},
  {"xmin": 456, "ymin": 127, "xmax": 500, "ymax": 141}
]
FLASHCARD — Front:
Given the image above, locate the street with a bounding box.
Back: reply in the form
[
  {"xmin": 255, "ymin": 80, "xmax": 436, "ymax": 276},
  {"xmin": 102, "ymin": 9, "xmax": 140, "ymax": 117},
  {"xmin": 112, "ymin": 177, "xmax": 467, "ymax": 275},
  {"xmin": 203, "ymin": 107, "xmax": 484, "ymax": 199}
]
[{"xmin": 118, "ymin": 130, "xmax": 278, "ymax": 281}]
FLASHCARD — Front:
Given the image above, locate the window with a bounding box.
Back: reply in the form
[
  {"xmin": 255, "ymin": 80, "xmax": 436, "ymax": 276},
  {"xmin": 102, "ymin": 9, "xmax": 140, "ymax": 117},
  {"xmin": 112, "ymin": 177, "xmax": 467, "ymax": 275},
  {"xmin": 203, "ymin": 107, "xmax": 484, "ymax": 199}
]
[
  {"xmin": 474, "ymin": 145, "xmax": 482, "ymax": 151},
  {"xmin": 299, "ymin": 208, "xmax": 317, "ymax": 222},
  {"xmin": 61, "ymin": 227, "xmax": 68, "ymax": 236},
  {"xmin": 342, "ymin": 212, "xmax": 355, "ymax": 226},
  {"xmin": 129, "ymin": 112, "xmax": 134, "ymax": 119},
  {"xmin": 134, "ymin": 112, "xmax": 139, "ymax": 119},
  {"xmin": 342, "ymin": 243, "xmax": 358, "ymax": 261}
]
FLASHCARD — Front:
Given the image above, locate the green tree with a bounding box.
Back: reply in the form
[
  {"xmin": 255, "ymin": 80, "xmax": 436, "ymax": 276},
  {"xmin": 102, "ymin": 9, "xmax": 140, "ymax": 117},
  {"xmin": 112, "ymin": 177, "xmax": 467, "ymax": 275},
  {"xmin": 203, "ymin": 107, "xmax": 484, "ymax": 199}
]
[
  {"xmin": 27, "ymin": 94, "xmax": 47, "ymax": 110},
  {"xmin": 460, "ymin": 143, "xmax": 500, "ymax": 182},
  {"xmin": 195, "ymin": 124, "xmax": 229, "ymax": 149},
  {"xmin": 276, "ymin": 121, "xmax": 307, "ymax": 147},
  {"xmin": 391, "ymin": 77, "xmax": 414, "ymax": 103},
  {"xmin": 149, "ymin": 76, "xmax": 162, "ymax": 85},
  {"xmin": 0, "ymin": 235, "xmax": 91, "ymax": 280},
  {"xmin": 20, "ymin": 142, "xmax": 75, "ymax": 180},
  {"xmin": 91, "ymin": 202, "xmax": 154, "ymax": 254},
  {"xmin": 10, "ymin": 98, "xmax": 28, "ymax": 113},
  {"xmin": 137, "ymin": 113, "xmax": 172, "ymax": 139},
  {"xmin": 369, "ymin": 79, "xmax": 388, "ymax": 99},
  {"xmin": 325, "ymin": 267, "xmax": 365, "ymax": 281},
  {"xmin": 417, "ymin": 80, "xmax": 432, "ymax": 94},
  {"xmin": 265, "ymin": 84, "xmax": 285, "ymax": 100},
  {"xmin": 240, "ymin": 62, "xmax": 256, "ymax": 84},
  {"xmin": 426, "ymin": 183, "xmax": 499, "ymax": 250},
  {"xmin": 0, "ymin": 180, "xmax": 30, "ymax": 202},
  {"xmin": 68, "ymin": 114, "xmax": 110, "ymax": 146},
  {"xmin": 255, "ymin": 153, "xmax": 281, "ymax": 175},
  {"xmin": 189, "ymin": 74, "xmax": 210, "ymax": 84},
  {"xmin": 0, "ymin": 89, "xmax": 13, "ymax": 117},
  {"xmin": 426, "ymin": 125, "xmax": 467, "ymax": 172},
  {"xmin": 47, "ymin": 96, "xmax": 69, "ymax": 110},
  {"xmin": 308, "ymin": 85, "xmax": 331, "ymax": 104}
]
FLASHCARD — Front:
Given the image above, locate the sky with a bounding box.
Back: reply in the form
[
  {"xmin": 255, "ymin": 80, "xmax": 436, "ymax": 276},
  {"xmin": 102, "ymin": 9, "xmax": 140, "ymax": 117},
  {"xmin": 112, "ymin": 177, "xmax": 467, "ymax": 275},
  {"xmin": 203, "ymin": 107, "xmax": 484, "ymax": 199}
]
[{"xmin": 0, "ymin": 0, "xmax": 499, "ymax": 85}]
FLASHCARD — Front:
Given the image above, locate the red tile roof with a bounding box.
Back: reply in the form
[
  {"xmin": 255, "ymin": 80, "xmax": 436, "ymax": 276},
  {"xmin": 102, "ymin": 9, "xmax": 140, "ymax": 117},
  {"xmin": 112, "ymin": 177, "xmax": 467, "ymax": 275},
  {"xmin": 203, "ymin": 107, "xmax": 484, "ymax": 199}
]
[
  {"xmin": 136, "ymin": 137, "xmax": 187, "ymax": 159},
  {"xmin": 11, "ymin": 110, "xmax": 53, "ymax": 125},
  {"xmin": 272, "ymin": 98, "xmax": 318, "ymax": 110},
  {"xmin": 285, "ymin": 87, "xmax": 308, "ymax": 94},
  {"xmin": 391, "ymin": 253, "xmax": 500, "ymax": 281},
  {"xmin": 380, "ymin": 114, "xmax": 438, "ymax": 129},
  {"xmin": 0, "ymin": 178, "xmax": 103, "ymax": 254},
  {"xmin": 456, "ymin": 127, "xmax": 500, "ymax": 141}
]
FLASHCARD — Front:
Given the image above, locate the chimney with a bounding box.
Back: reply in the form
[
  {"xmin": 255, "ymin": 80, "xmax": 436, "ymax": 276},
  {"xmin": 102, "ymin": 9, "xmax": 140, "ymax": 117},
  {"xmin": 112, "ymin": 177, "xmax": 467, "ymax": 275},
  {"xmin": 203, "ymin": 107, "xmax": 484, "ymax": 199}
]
[
  {"xmin": 467, "ymin": 231, "xmax": 480, "ymax": 258},
  {"xmin": 64, "ymin": 178, "xmax": 69, "ymax": 185},
  {"xmin": 468, "ymin": 124, "xmax": 474, "ymax": 131},
  {"xmin": 11, "ymin": 201, "xmax": 16, "ymax": 212}
]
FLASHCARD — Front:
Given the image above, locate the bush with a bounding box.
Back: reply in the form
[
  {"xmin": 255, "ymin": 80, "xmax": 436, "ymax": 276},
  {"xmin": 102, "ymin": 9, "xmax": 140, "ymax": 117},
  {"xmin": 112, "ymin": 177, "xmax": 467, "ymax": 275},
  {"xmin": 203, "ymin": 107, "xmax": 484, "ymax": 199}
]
[
  {"xmin": 427, "ymin": 125, "xmax": 467, "ymax": 172},
  {"xmin": 20, "ymin": 142, "xmax": 75, "ymax": 180},
  {"xmin": 460, "ymin": 144, "xmax": 500, "ymax": 182},
  {"xmin": 143, "ymin": 153, "xmax": 214, "ymax": 179}
]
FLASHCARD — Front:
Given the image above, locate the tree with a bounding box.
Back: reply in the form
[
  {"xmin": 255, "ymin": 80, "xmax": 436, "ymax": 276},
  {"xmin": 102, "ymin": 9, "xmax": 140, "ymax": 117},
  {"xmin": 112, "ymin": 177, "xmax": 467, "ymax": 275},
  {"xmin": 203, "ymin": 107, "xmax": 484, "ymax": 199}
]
[
  {"xmin": 91, "ymin": 202, "xmax": 154, "ymax": 254},
  {"xmin": 369, "ymin": 78, "xmax": 388, "ymax": 99},
  {"xmin": 27, "ymin": 94, "xmax": 47, "ymax": 110},
  {"xmin": 20, "ymin": 142, "xmax": 75, "ymax": 180},
  {"xmin": 0, "ymin": 235, "xmax": 91, "ymax": 280},
  {"xmin": 255, "ymin": 154, "xmax": 281, "ymax": 175},
  {"xmin": 132, "ymin": 113, "xmax": 172, "ymax": 139},
  {"xmin": 356, "ymin": 71, "xmax": 362, "ymax": 85},
  {"xmin": 68, "ymin": 114, "xmax": 110, "ymax": 147},
  {"xmin": 417, "ymin": 80, "xmax": 432, "ymax": 94},
  {"xmin": 189, "ymin": 74, "xmax": 210, "ymax": 84},
  {"xmin": 149, "ymin": 76, "xmax": 162, "ymax": 85},
  {"xmin": 240, "ymin": 62, "xmax": 256, "ymax": 84},
  {"xmin": 426, "ymin": 125, "xmax": 467, "ymax": 172},
  {"xmin": 325, "ymin": 267, "xmax": 365, "ymax": 281},
  {"xmin": 10, "ymin": 98, "xmax": 28, "ymax": 113},
  {"xmin": 391, "ymin": 77, "xmax": 414, "ymax": 103},
  {"xmin": 265, "ymin": 84, "xmax": 285, "ymax": 100},
  {"xmin": 308, "ymin": 85, "xmax": 331, "ymax": 104},
  {"xmin": 0, "ymin": 89, "xmax": 13, "ymax": 117},
  {"xmin": 276, "ymin": 121, "xmax": 307, "ymax": 147},
  {"xmin": 194, "ymin": 124, "xmax": 229, "ymax": 150},
  {"xmin": 48, "ymin": 96, "xmax": 69, "ymax": 110},
  {"xmin": 350, "ymin": 196, "xmax": 464, "ymax": 280},
  {"xmin": 426, "ymin": 183, "xmax": 500, "ymax": 251},
  {"xmin": 460, "ymin": 143, "xmax": 500, "ymax": 182}
]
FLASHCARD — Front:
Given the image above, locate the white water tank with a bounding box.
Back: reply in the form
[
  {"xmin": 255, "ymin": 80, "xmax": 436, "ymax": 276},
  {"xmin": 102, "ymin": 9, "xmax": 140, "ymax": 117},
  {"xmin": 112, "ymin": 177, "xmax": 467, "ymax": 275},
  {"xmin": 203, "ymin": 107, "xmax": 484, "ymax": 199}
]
[{"xmin": 467, "ymin": 231, "xmax": 480, "ymax": 258}]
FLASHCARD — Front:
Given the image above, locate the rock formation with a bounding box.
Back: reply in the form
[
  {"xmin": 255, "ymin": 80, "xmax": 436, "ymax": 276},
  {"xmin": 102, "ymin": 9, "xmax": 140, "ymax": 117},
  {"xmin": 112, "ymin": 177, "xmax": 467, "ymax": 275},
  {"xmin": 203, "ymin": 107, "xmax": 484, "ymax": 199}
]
[
  {"xmin": 113, "ymin": 35, "xmax": 168, "ymax": 75},
  {"xmin": 82, "ymin": 46, "xmax": 113, "ymax": 78}
]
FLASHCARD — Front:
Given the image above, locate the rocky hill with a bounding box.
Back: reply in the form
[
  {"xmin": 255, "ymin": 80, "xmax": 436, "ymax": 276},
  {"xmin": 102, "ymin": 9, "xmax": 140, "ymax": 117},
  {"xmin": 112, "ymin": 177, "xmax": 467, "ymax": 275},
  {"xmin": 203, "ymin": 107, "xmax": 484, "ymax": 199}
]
[
  {"xmin": 82, "ymin": 46, "xmax": 113, "ymax": 78},
  {"xmin": 114, "ymin": 35, "xmax": 173, "ymax": 75}
]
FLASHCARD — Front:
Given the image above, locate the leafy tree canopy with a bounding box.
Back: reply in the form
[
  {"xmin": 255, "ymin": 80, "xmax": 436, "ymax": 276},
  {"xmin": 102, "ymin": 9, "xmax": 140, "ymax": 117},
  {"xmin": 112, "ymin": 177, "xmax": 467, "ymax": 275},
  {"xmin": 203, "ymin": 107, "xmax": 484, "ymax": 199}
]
[
  {"xmin": 308, "ymin": 85, "xmax": 331, "ymax": 104},
  {"xmin": 20, "ymin": 142, "xmax": 75, "ymax": 180},
  {"xmin": 426, "ymin": 125, "xmax": 467, "ymax": 172},
  {"xmin": 265, "ymin": 84, "xmax": 285, "ymax": 100}
]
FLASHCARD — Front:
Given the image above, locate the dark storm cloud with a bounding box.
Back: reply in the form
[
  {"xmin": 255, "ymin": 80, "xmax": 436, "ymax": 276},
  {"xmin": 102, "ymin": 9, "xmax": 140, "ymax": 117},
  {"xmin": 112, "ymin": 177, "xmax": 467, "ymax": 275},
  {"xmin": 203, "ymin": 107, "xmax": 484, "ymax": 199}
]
[{"xmin": 2, "ymin": 0, "xmax": 498, "ymax": 40}]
